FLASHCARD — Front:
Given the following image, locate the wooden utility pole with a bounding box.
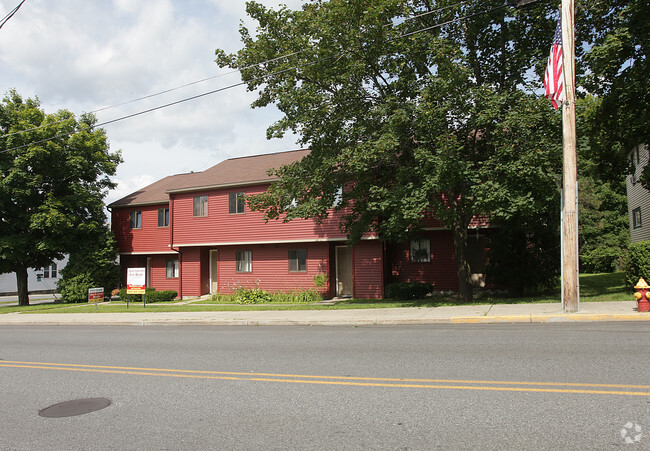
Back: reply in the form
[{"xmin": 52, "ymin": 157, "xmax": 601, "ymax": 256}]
[{"xmin": 561, "ymin": 0, "xmax": 579, "ymax": 312}]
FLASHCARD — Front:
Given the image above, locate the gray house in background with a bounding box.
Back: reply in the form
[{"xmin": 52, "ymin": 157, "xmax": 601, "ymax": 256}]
[
  {"xmin": 0, "ymin": 256, "xmax": 69, "ymax": 296},
  {"xmin": 626, "ymin": 144, "xmax": 650, "ymax": 243}
]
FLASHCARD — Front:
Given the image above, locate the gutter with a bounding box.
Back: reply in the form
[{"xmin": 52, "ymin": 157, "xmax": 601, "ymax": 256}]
[{"xmin": 169, "ymin": 195, "xmax": 182, "ymax": 300}]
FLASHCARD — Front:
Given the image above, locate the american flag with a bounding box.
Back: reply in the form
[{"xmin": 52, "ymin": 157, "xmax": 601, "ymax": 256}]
[{"xmin": 544, "ymin": 16, "xmax": 564, "ymax": 109}]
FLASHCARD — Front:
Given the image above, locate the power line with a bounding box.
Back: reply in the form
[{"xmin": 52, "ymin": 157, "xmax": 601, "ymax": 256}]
[
  {"xmin": 1, "ymin": 1, "xmax": 469, "ymax": 140},
  {"xmin": 1, "ymin": 1, "xmax": 511, "ymax": 154},
  {"xmin": 0, "ymin": 50, "xmax": 306, "ymax": 140},
  {"xmin": 0, "ymin": 0, "xmax": 26, "ymax": 30}
]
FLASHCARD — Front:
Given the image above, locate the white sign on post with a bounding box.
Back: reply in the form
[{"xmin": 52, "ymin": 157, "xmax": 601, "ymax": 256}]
[{"xmin": 127, "ymin": 267, "xmax": 146, "ymax": 294}]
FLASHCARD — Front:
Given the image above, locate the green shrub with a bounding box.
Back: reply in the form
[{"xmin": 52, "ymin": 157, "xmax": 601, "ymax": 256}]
[
  {"xmin": 210, "ymin": 289, "xmax": 321, "ymax": 304},
  {"xmin": 210, "ymin": 292, "xmax": 235, "ymax": 302},
  {"xmin": 234, "ymin": 287, "xmax": 272, "ymax": 304},
  {"xmin": 623, "ymin": 240, "xmax": 650, "ymax": 288},
  {"xmin": 313, "ymin": 273, "xmax": 328, "ymax": 288},
  {"xmin": 271, "ymin": 289, "xmax": 321, "ymax": 303},
  {"xmin": 58, "ymin": 273, "xmax": 96, "ymax": 303},
  {"xmin": 385, "ymin": 282, "xmax": 433, "ymax": 300},
  {"xmin": 117, "ymin": 287, "xmax": 156, "ymax": 302},
  {"xmin": 146, "ymin": 290, "xmax": 178, "ymax": 302}
]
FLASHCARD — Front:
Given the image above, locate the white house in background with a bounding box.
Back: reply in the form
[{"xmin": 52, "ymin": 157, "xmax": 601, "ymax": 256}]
[
  {"xmin": 0, "ymin": 256, "xmax": 69, "ymax": 295},
  {"xmin": 626, "ymin": 144, "xmax": 650, "ymax": 243}
]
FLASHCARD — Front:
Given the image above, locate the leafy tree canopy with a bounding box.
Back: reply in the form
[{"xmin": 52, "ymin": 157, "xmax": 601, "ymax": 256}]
[
  {"xmin": 216, "ymin": 0, "xmax": 564, "ymax": 301},
  {"xmin": 0, "ymin": 90, "xmax": 121, "ymax": 305},
  {"xmin": 578, "ymin": 0, "xmax": 649, "ymax": 180}
]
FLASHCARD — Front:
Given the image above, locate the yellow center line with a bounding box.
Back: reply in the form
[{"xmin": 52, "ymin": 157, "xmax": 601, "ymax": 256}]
[{"xmin": 1, "ymin": 360, "xmax": 649, "ymax": 397}]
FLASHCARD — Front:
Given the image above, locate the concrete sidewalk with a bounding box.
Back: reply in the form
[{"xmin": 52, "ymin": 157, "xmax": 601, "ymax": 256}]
[{"xmin": 1, "ymin": 301, "xmax": 649, "ymax": 326}]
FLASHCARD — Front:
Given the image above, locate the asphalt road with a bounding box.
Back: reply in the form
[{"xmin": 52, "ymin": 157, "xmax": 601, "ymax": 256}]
[{"xmin": 1, "ymin": 323, "xmax": 649, "ymax": 450}]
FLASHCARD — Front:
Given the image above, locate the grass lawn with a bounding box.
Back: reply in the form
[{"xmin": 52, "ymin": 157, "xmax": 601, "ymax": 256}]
[{"xmin": 1, "ymin": 272, "xmax": 632, "ymax": 314}]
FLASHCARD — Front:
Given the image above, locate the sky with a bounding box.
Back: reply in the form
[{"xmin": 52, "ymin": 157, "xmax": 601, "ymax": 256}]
[{"xmin": 0, "ymin": 0, "xmax": 305, "ymax": 206}]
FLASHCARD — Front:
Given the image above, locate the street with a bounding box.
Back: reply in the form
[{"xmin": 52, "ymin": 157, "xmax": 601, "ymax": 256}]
[{"xmin": 1, "ymin": 323, "xmax": 649, "ymax": 449}]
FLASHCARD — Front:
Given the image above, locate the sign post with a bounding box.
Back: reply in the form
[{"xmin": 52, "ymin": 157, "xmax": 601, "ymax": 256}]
[
  {"xmin": 126, "ymin": 267, "xmax": 146, "ymax": 309},
  {"xmin": 88, "ymin": 287, "xmax": 104, "ymax": 311}
]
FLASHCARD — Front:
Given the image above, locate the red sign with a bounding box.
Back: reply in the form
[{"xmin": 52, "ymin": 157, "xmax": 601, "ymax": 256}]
[{"xmin": 88, "ymin": 287, "xmax": 104, "ymax": 303}]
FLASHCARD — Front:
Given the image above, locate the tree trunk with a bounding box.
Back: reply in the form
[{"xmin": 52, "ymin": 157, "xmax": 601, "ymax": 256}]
[
  {"xmin": 16, "ymin": 264, "xmax": 30, "ymax": 306},
  {"xmin": 452, "ymin": 222, "xmax": 473, "ymax": 303}
]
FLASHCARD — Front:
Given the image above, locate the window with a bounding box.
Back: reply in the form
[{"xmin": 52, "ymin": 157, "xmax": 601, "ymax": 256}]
[
  {"xmin": 41, "ymin": 263, "xmax": 57, "ymax": 278},
  {"xmin": 236, "ymin": 250, "xmax": 252, "ymax": 273},
  {"xmin": 158, "ymin": 208, "xmax": 169, "ymax": 227},
  {"xmin": 193, "ymin": 195, "xmax": 208, "ymax": 217},
  {"xmin": 410, "ymin": 239, "xmax": 431, "ymax": 263},
  {"xmin": 633, "ymin": 208, "xmax": 642, "ymax": 229},
  {"xmin": 229, "ymin": 192, "xmax": 245, "ymax": 214},
  {"xmin": 288, "ymin": 249, "xmax": 307, "ymax": 272},
  {"xmin": 129, "ymin": 210, "xmax": 142, "ymax": 229},
  {"xmin": 166, "ymin": 258, "xmax": 179, "ymax": 278}
]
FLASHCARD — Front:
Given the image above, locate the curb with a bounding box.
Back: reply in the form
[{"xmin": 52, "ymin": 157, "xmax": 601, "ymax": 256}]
[{"xmin": 1, "ymin": 312, "xmax": 649, "ymax": 326}]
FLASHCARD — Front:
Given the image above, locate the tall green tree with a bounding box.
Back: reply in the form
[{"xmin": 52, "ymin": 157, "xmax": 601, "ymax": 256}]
[
  {"xmin": 579, "ymin": 0, "xmax": 649, "ymax": 180},
  {"xmin": 57, "ymin": 226, "xmax": 121, "ymax": 303},
  {"xmin": 216, "ymin": 0, "xmax": 562, "ymax": 301},
  {"xmin": 0, "ymin": 90, "xmax": 121, "ymax": 306}
]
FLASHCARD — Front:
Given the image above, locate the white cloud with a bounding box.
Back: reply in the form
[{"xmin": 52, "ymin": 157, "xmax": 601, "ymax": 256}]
[{"xmin": 0, "ymin": 0, "xmax": 304, "ymax": 209}]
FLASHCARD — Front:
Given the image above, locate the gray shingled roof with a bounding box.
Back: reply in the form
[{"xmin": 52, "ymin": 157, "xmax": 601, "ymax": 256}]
[{"xmin": 108, "ymin": 149, "xmax": 309, "ymax": 208}]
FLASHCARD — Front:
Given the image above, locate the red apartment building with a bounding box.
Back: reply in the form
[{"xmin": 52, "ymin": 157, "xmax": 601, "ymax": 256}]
[{"xmin": 109, "ymin": 149, "xmax": 489, "ymax": 299}]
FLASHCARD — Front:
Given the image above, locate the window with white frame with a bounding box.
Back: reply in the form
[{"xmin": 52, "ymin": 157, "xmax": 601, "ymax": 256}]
[
  {"xmin": 193, "ymin": 195, "xmax": 208, "ymax": 217},
  {"xmin": 41, "ymin": 263, "xmax": 57, "ymax": 278},
  {"xmin": 166, "ymin": 258, "xmax": 179, "ymax": 278},
  {"xmin": 229, "ymin": 192, "xmax": 246, "ymax": 214},
  {"xmin": 633, "ymin": 207, "xmax": 642, "ymax": 229},
  {"xmin": 410, "ymin": 239, "xmax": 431, "ymax": 263},
  {"xmin": 288, "ymin": 249, "xmax": 307, "ymax": 272},
  {"xmin": 129, "ymin": 210, "xmax": 142, "ymax": 229},
  {"xmin": 158, "ymin": 208, "xmax": 169, "ymax": 227},
  {"xmin": 236, "ymin": 250, "xmax": 252, "ymax": 273}
]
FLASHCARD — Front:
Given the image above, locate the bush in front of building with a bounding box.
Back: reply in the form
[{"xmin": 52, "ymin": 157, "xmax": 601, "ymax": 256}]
[
  {"xmin": 146, "ymin": 290, "xmax": 178, "ymax": 302},
  {"xmin": 235, "ymin": 287, "xmax": 273, "ymax": 304},
  {"xmin": 209, "ymin": 288, "xmax": 322, "ymax": 304},
  {"xmin": 385, "ymin": 282, "xmax": 433, "ymax": 300},
  {"xmin": 116, "ymin": 287, "xmax": 177, "ymax": 303},
  {"xmin": 58, "ymin": 227, "xmax": 121, "ymax": 303},
  {"xmin": 119, "ymin": 287, "xmax": 178, "ymax": 302},
  {"xmin": 623, "ymin": 240, "xmax": 650, "ymax": 289},
  {"xmin": 270, "ymin": 289, "xmax": 322, "ymax": 303},
  {"xmin": 58, "ymin": 273, "xmax": 96, "ymax": 303}
]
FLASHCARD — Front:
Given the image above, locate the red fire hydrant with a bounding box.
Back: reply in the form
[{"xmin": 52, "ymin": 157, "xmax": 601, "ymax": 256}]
[{"xmin": 633, "ymin": 278, "xmax": 650, "ymax": 312}]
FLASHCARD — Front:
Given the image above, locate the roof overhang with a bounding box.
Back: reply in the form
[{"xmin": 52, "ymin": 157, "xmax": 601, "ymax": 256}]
[{"xmin": 166, "ymin": 178, "xmax": 279, "ymax": 194}]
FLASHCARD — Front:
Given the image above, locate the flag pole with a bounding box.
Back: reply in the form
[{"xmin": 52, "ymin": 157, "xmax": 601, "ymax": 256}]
[{"xmin": 561, "ymin": 0, "xmax": 579, "ymax": 312}]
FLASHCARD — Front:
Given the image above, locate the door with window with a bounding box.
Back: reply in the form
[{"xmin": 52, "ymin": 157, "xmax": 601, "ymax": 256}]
[{"xmin": 335, "ymin": 246, "xmax": 353, "ymax": 298}]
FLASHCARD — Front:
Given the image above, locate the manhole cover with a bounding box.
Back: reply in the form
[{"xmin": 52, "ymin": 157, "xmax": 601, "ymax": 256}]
[{"xmin": 39, "ymin": 398, "xmax": 111, "ymax": 418}]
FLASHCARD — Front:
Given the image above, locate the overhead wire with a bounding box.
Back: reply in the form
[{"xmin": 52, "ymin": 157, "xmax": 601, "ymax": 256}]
[
  {"xmin": 0, "ymin": 0, "xmax": 26, "ymax": 30},
  {"xmin": 1, "ymin": 0, "xmax": 468, "ymax": 141},
  {"xmin": 1, "ymin": 0, "xmax": 511, "ymax": 154}
]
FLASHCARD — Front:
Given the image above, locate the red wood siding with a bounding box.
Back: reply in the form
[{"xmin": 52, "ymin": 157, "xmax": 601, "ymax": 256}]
[
  {"xmin": 216, "ymin": 243, "xmax": 330, "ymax": 295},
  {"xmin": 149, "ymin": 255, "xmax": 181, "ymax": 292},
  {"xmin": 352, "ymin": 241, "xmax": 384, "ymax": 299},
  {"xmin": 388, "ymin": 230, "xmax": 458, "ymax": 291},
  {"xmin": 112, "ymin": 205, "xmax": 171, "ymax": 254},
  {"xmin": 180, "ymin": 247, "xmax": 202, "ymax": 297},
  {"xmin": 171, "ymin": 185, "xmax": 350, "ymax": 246}
]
